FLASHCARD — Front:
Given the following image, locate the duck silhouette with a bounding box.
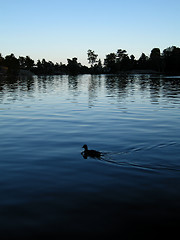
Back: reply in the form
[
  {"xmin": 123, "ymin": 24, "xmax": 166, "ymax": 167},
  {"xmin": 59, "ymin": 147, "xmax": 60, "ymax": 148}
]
[{"xmin": 81, "ymin": 144, "xmax": 101, "ymax": 159}]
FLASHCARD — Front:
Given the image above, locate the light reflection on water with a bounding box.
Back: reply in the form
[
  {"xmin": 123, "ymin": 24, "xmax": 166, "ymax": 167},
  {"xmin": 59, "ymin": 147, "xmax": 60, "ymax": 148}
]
[{"xmin": 0, "ymin": 74, "xmax": 180, "ymax": 237}]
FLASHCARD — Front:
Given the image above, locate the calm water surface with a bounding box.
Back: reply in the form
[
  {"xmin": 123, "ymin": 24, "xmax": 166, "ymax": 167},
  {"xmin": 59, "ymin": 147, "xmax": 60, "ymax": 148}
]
[{"xmin": 0, "ymin": 74, "xmax": 180, "ymax": 237}]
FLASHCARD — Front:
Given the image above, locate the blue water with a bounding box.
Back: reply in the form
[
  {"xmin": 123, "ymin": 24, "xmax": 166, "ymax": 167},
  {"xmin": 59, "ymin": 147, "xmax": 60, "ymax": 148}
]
[{"xmin": 0, "ymin": 74, "xmax": 180, "ymax": 238}]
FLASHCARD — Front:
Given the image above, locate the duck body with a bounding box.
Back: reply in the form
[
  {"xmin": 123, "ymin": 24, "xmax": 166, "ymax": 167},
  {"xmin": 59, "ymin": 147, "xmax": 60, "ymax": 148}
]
[{"xmin": 82, "ymin": 144, "xmax": 101, "ymax": 159}]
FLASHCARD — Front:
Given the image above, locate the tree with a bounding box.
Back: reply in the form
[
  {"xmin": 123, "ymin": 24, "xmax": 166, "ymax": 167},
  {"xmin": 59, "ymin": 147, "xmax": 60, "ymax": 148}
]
[
  {"xmin": 67, "ymin": 57, "xmax": 81, "ymax": 75},
  {"xmin": 25, "ymin": 56, "xmax": 34, "ymax": 70},
  {"xmin": 150, "ymin": 48, "xmax": 161, "ymax": 71},
  {"xmin": 92, "ymin": 59, "xmax": 103, "ymax": 74},
  {"xmin": 97, "ymin": 59, "xmax": 102, "ymax": 68},
  {"xmin": 162, "ymin": 46, "xmax": 180, "ymax": 74},
  {"xmin": 19, "ymin": 56, "xmax": 26, "ymax": 69},
  {"xmin": 130, "ymin": 55, "xmax": 135, "ymax": 61},
  {"xmin": 4, "ymin": 53, "xmax": 20, "ymax": 74},
  {"xmin": 104, "ymin": 53, "xmax": 116, "ymax": 72},
  {"xmin": 87, "ymin": 49, "xmax": 98, "ymax": 67},
  {"xmin": 137, "ymin": 53, "xmax": 149, "ymax": 69},
  {"xmin": 150, "ymin": 48, "xmax": 160, "ymax": 59},
  {"xmin": 116, "ymin": 49, "xmax": 130, "ymax": 71},
  {"xmin": 116, "ymin": 49, "xmax": 128, "ymax": 62},
  {"xmin": 129, "ymin": 55, "xmax": 136, "ymax": 69},
  {"xmin": 0, "ymin": 53, "xmax": 4, "ymax": 65}
]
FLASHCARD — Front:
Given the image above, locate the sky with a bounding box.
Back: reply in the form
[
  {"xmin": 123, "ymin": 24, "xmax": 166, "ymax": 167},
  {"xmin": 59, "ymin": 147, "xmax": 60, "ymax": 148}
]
[{"xmin": 1, "ymin": 0, "xmax": 180, "ymax": 65}]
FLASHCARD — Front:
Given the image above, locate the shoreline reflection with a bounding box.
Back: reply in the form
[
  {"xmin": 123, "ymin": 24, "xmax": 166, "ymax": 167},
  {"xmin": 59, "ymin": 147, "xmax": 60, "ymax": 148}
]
[{"xmin": 0, "ymin": 74, "xmax": 180, "ymax": 105}]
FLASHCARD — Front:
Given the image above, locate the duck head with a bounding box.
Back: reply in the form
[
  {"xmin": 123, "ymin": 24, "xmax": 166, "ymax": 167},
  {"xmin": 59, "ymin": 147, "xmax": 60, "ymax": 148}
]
[{"xmin": 82, "ymin": 144, "xmax": 88, "ymax": 151}]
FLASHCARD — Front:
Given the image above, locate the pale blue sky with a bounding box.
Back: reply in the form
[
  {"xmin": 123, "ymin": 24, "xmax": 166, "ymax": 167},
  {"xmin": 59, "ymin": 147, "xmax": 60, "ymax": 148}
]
[{"xmin": 1, "ymin": 0, "xmax": 180, "ymax": 65}]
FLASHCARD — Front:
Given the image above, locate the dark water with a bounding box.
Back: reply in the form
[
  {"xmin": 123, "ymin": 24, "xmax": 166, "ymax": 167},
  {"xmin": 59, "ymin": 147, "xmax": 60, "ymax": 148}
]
[{"xmin": 0, "ymin": 74, "xmax": 180, "ymax": 238}]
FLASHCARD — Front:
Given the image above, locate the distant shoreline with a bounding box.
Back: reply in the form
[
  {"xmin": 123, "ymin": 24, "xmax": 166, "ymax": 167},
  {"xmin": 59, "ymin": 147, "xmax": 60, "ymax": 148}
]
[
  {"xmin": 1, "ymin": 46, "xmax": 180, "ymax": 76},
  {"xmin": 1, "ymin": 69, "xmax": 180, "ymax": 79}
]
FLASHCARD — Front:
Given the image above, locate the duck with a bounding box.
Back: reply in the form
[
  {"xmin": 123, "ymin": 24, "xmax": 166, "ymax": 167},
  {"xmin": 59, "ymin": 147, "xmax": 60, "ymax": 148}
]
[{"xmin": 82, "ymin": 144, "xmax": 101, "ymax": 159}]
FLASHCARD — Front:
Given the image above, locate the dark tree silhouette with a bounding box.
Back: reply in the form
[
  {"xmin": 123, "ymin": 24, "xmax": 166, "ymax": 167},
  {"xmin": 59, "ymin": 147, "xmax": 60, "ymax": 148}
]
[
  {"xmin": 19, "ymin": 56, "xmax": 34, "ymax": 70},
  {"xmin": 1, "ymin": 45, "xmax": 180, "ymax": 76},
  {"xmin": 87, "ymin": 50, "xmax": 98, "ymax": 68},
  {"xmin": 129, "ymin": 55, "xmax": 136, "ymax": 69},
  {"xmin": 163, "ymin": 46, "xmax": 180, "ymax": 74},
  {"xmin": 3, "ymin": 54, "xmax": 19, "ymax": 74},
  {"xmin": 91, "ymin": 59, "xmax": 103, "ymax": 74},
  {"xmin": 150, "ymin": 48, "xmax": 161, "ymax": 71},
  {"xmin": 25, "ymin": 56, "xmax": 34, "ymax": 70},
  {"xmin": 116, "ymin": 49, "xmax": 128, "ymax": 62},
  {"xmin": 104, "ymin": 50, "xmax": 130, "ymax": 72},
  {"xmin": 67, "ymin": 57, "xmax": 80, "ymax": 75},
  {"xmin": 137, "ymin": 53, "xmax": 149, "ymax": 70},
  {"xmin": 104, "ymin": 53, "xmax": 116, "ymax": 73},
  {"xmin": 116, "ymin": 49, "xmax": 130, "ymax": 71},
  {"xmin": 0, "ymin": 53, "xmax": 4, "ymax": 65}
]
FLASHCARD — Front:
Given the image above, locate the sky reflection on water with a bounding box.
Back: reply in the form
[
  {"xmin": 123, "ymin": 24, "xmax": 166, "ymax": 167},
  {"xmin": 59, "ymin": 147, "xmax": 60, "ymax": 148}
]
[{"xmin": 0, "ymin": 74, "xmax": 180, "ymax": 238}]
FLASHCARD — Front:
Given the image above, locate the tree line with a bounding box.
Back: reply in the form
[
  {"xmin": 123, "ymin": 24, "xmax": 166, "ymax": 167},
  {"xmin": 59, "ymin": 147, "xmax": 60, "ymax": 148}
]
[{"xmin": 0, "ymin": 46, "xmax": 180, "ymax": 76}]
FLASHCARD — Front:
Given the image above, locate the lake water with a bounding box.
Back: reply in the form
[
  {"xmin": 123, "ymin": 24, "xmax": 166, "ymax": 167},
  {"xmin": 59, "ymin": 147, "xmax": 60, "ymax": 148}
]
[{"xmin": 0, "ymin": 74, "xmax": 180, "ymax": 238}]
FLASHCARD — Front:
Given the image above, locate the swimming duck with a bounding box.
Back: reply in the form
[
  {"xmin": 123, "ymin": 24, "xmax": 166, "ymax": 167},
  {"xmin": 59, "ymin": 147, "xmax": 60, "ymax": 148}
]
[{"xmin": 82, "ymin": 144, "xmax": 101, "ymax": 159}]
